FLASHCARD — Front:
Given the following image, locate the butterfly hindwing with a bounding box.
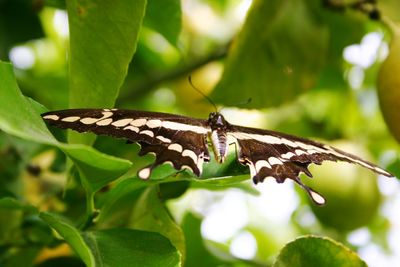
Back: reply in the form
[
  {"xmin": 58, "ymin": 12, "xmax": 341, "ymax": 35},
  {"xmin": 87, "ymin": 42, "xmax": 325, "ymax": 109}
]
[{"xmin": 137, "ymin": 130, "xmax": 210, "ymax": 178}]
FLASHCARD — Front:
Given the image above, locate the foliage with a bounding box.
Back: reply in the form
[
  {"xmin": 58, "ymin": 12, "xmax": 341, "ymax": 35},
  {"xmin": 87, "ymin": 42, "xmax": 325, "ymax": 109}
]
[{"xmin": 0, "ymin": 0, "xmax": 399, "ymax": 266}]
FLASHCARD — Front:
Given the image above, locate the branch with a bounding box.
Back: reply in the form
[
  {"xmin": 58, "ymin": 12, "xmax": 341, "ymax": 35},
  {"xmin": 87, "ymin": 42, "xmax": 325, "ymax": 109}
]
[{"xmin": 117, "ymin": 43, "xmax": 230, "ymax": 105}]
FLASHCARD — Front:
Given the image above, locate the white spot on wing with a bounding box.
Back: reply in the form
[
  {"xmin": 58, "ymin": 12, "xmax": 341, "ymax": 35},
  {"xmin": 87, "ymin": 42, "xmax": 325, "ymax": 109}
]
[
  {"xmin": 138, "ymin": 167, "xmax": 151, "ymax": 179},
  {"xmin": 131, "ymin": 119, "xmax": 147, "ymax": 127},
  {"xmin": 80, "ymin": 111, "xmax": 113, "ymax": 125},
  {"xmin": 80, "ymin": 118, "xmax": 99, "ymax": 124},
  {"xmin": 182, "ymin": 149, "xmax": 198, "ymax": 164},
  {"xmin": 255, "ymin": 160, "xmax": 271, "ymax": 172},
  {"xmin": 180, "ymin": 165, "xmax": 193, "ymax": 172},
  {"xmin": 295, "ymin": 149, "xmax": 307, "ymax": 156},
  {"xmin": 96, "ymin": 118, "xmax": 113, "ymax": 126},
  {"xmin": 268, "ymin": 157, "xmax": 283, "ymax": 165},
  {"xmin": 101, "ymin": 111, "xmax": 113, "ymax": 118},
  {"xmin": 248, "ymin": 162, "xmax": 257, "ymax": 178},
  {"xmin": 229, "ymin": 132, "xmax": 298, "ymax": 148},
  {"xmin": 197, "ymin": 153, "xmax": 205, "ymax": 175},
  {"xmin": 62, "ymin": 116, "xmax": 80, "ymax": 122},
  {"xmin": 156, "ymin": 135, "xmax": 172, "ymax": 143},
  {"xmin": 168, "ymin": 143, "xmax": 183, "ymax": 153},
  {"xmin": 164, "ymin": 161, "xmax": 174, "ymax": 167},
  {"xmin": 146, "ymin": 119, "xmax": 162, "ymax": 128},
  {"xmin": 307, "ymin": 149, "xmax": 319, "ymax": 154},
  {"xmin": 43, "ymin": 114, "xmax": 59, "ymax": 121},
  {"xmin": 281, "ymin": 152, "xmax": 296, "ymax": 159},
  {"xmin": 140, "ymin": 130, "xmax": 154, "ymax": 138},
  {"xmin": 309, "ymin": 190, "xmax": 326, "ymax": 205},
  {"xmin": 162, "ymin": 121, "xmax": 209, "ymax": 134},
  {"xmin": 124, "ymin": 126, "xmax": 139, "ymax": 133},
  {"xmin": 112, "ymin": 119, "xmax": 132, "ymax": 127}
]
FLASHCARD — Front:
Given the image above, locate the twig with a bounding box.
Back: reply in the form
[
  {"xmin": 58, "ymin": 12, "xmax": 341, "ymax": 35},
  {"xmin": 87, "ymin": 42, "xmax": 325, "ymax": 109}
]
[{"xmin": 117, "ymin": 43, "xmax": 230, "ymax": 105}]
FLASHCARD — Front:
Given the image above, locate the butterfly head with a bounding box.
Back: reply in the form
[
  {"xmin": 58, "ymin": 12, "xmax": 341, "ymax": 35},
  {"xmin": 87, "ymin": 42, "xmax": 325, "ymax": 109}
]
[{"xmin": 208, "ymin": 112, "xmax": 228, "ymax": 129}]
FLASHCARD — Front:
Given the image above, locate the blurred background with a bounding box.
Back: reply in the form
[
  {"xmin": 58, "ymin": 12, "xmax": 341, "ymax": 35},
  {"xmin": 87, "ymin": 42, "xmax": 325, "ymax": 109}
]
[{"xmin": 1, "ymin": 0, "xmax": 400, "ymax": 266}]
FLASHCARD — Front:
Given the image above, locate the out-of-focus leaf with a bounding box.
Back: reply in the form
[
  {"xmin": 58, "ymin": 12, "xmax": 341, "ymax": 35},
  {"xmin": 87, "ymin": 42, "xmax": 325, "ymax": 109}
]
[
  {"xmin": 130, "ymin": 187, "xmax": 185, "ymax": 262},
  {"xmin": 378, "ymin": 0, "xmax": 400, "ymax": 22},
  {"xmin": 2, "ymin": 247, "xmax": 41, "ymax": 267},
  {"xmin": 83, "ymin": 228, "xmax": 181, "ymax": 267},
  {"xmin": 66, "ymin": 0, "xmax": 146, "ymax": 145},
  {"xmin": 40, "ymin": 212, "xmax": 94, "ymax": 267},
  {"xmin": 0, "ymin": 197, "xmax": 38, "ymax": 213},
  {"xmin": 0, "ymin": 0, "xmax": 44, "ymax": 59},
  {"xmin": 313, "ymin": 1, "xmax": 365, "ymax": 89},
  {"xmin": 303, "ymin": 144, "xmax": 381, "ymax": 232},
  {"xmin": 182, "ymin": 213, "xmax": 227, "ymax": 267},
  {"xmin": 273, "ymin": 236, "xmax": 367, "ymax": 267},
  {"xmin": 212, "ymin": 0, "xmax": 328, "ymax": 108},
  {"xmin": 44, "ymin": 0, "xmax": 66, "ymax": 9},
  {"xmin": 144, "ymin": 0, "xmax": 182, "ymax": 46}
]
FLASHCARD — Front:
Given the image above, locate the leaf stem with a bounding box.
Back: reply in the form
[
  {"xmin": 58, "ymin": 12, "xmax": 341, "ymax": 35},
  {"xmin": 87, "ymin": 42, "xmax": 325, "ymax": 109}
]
[{"xmin": 80, "ymin": 191, "xmax": 98, "ymax": 231}]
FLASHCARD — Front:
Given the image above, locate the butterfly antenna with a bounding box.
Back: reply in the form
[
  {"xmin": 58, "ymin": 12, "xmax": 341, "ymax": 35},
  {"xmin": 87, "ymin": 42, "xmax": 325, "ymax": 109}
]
[{"xmin": 188, "ymin": 75, "xmax": 218, "ymax": 112}]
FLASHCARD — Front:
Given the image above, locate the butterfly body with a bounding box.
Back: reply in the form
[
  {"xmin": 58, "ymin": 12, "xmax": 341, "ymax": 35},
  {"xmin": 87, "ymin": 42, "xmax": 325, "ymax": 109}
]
[
  {"xmin": 42, "ymin": 108, "xmax": 393, "ymax": 205},
  {"xmin": 208, "ymin": 112, "xmax": 230, "ymax": 163}
]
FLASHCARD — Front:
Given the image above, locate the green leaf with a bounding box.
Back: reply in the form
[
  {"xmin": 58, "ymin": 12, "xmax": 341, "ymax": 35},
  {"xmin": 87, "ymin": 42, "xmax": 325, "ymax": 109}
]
[
  {"xmin": 130, "ymin": 187, "xmax": 185, "ymax": 262},
  {"xmin": 144, "ymin": 0, "xmax": 182, "ymax": 46},
  {"xmin": 0, "ymin": 61, "xmax": 132, "ymax": 194},
  {"xmin": 40, "ymin": 212, "xmax": 94, "ymax": 267},
  {"xmin": 66, "ymin": 0, "xmax": 146, "ymax": 144},
  {"xmin": 84, "ymin": 228, "xmax": 181, "ymax": 267},
  {"xmin": 41, "ymin": 212, "xmax": 180, "ymax": 267},
  {"xmin": 273, "ymin": 236, "xmax": 367, "ymax": 267},
  {"xmin": 212, "ymin": 0, "xmax": 328, "ymax": 108},
  {"xmin": 96, "ymin": 177, "xmax": 147, "ymax": 224},
  {"xmin": 191, "ymin": 175, "xmax": 259, "ymax": 195},
  {"xmin": 0, "ymin": 61, "xmax": 58, "ymax": 145},
  {"xmin": 61, "ymin": 144, "xmax": 132, "ymax": 193},
  {"xmin": 182, "ymin": 213, "xmax": 226, "ymax": 267}
]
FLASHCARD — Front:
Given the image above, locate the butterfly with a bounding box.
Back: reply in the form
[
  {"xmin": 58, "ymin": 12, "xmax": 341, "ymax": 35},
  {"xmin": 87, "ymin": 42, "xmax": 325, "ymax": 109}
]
[{"xmin": 42, "ymin": 108, "xmax": 393, "ymax": 205}]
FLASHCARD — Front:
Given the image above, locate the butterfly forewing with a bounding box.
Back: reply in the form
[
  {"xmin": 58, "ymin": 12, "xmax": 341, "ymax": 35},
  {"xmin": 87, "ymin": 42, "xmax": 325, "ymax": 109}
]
[{"xmin": 42, "ymin": 109, "xmax": 211, "ymax": 178}]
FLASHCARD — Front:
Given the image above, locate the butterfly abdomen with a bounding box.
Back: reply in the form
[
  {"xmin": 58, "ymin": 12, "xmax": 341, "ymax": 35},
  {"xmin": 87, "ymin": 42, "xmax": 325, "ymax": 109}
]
[{"xmin": 210, "ymin": 129, "xmax": 228, "ymax": 163}]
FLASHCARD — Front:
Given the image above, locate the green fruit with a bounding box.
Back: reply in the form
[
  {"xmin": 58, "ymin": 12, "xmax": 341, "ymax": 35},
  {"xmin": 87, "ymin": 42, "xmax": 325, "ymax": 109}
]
[
  {"xmin": 378, "ymin": 30, "xmax": 400, "ymax": 143},
  {"xmin": 303, "ymin": 143, "xmax": 381, "ymax": 232}
]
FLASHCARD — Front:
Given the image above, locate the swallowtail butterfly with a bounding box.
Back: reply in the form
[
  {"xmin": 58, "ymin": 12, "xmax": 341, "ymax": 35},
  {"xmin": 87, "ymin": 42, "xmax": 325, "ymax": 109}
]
[{"xmin": 42, "ymin": 109, "xmax": 393, "ymax": 205}]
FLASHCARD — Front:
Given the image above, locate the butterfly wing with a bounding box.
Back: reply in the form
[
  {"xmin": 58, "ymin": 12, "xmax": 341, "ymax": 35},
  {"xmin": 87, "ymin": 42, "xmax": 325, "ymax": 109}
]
[
  {"xmin": 42, "ymin": 109, "xmax": 211, "ymax": 178},
  {"xmin": 228, "ymin": 125, "xmax": 393, "ymax": 205}
]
